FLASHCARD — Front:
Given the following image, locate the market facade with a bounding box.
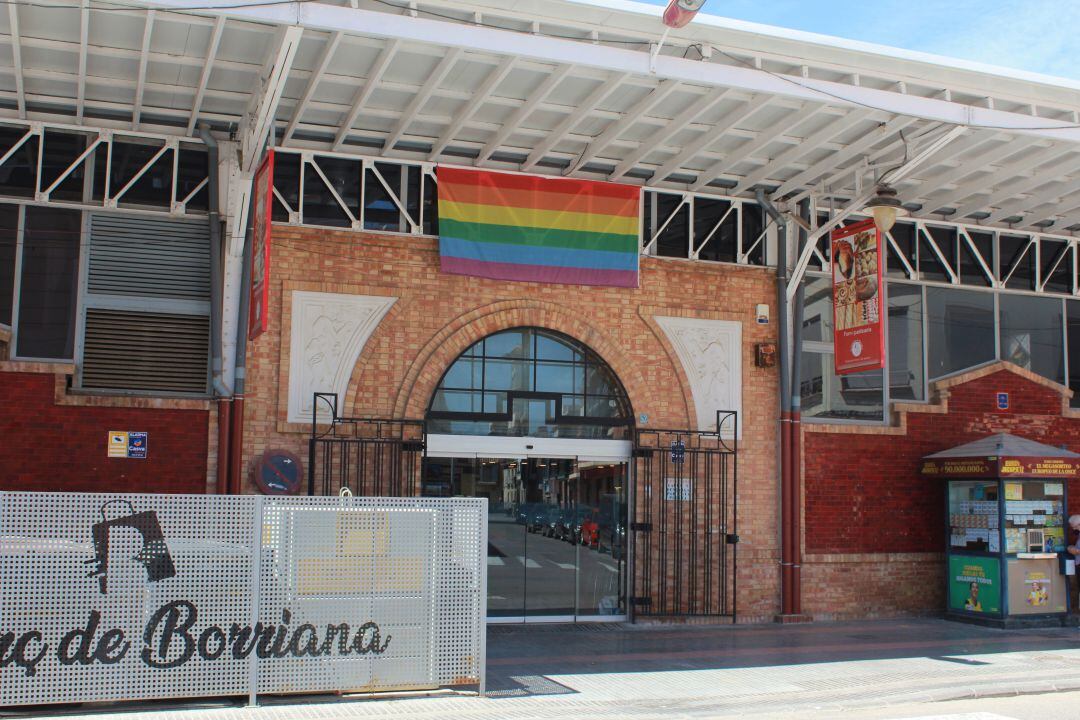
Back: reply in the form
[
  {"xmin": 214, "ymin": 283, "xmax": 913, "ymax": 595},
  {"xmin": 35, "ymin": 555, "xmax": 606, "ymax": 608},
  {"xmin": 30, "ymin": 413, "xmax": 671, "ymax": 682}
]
[{"xmin": 2, "ymin": 0, "xmax": 1080, "ymax": 624}]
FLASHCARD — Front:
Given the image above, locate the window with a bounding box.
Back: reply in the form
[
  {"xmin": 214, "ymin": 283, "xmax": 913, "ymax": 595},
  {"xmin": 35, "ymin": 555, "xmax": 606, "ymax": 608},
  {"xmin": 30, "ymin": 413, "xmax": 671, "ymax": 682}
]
[
  {"xmin": 0, "ymin": 204, "xmax": 17, "ymax": 326},
  {"xmin": 888, "ymin": 282, "xmax": 924, "ymax": 401},
  {"xmin": 1067, "ymin": 301, "xmax": 1080, "ymax": 408},
  {"xmin": 428, "ymin": 328, "xmax": 631, "ymax": 439},
  {"xmin": 927, "ymin": 287, "xmax": 996, "ymax": 380},
  {"xmin": 15, "ymin": 206, "xmax": 81, "ymax": 359},
  {"xmin": 999, "ymin": 295, "xmax": 1064, "ymax": 385}
]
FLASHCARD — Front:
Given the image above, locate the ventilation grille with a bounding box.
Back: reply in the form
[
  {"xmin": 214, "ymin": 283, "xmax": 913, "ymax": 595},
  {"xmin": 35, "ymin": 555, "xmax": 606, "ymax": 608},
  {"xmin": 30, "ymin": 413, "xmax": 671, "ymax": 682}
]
[
  {"xmin": 82, "ymin": 309, "xmax": 208, "ymax": 393},
  {"xmin": 88, "ymin": 214, "xmax": 210, "ymax": 299}
]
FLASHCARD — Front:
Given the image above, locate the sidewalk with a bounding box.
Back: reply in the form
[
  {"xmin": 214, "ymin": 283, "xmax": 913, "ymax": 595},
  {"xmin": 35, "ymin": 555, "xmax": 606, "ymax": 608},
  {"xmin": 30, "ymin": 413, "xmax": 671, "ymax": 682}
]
[{"xmin": 10, "ymin": 618, "xmax": 1080, "ymax": 719}]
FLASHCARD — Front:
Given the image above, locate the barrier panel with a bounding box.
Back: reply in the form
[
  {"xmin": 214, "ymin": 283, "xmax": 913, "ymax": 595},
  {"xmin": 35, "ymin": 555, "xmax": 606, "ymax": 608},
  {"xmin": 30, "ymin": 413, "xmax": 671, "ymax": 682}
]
[{"xmin": 0, "ymin": 493, "xmax": 487, "ymax": 706}]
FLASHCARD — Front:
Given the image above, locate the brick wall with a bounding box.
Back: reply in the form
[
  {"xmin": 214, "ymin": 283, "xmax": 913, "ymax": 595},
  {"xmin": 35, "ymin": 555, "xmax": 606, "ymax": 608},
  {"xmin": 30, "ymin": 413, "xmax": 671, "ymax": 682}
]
[
  {"xmin": 801, "ymin": 361, "xmax": 1080, "ymax": 619},
  {"xmin": 0, "ymin": 368, "xmax": 210, "ymax": 494},
  {"xmin": 241, "ymin": 225, "xmax": 781, "ymax": 621}
]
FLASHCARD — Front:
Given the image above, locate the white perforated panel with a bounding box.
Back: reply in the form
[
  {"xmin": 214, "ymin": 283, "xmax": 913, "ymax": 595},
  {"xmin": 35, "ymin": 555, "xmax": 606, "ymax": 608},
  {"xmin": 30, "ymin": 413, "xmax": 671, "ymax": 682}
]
[{"xmin": 0, "ymin": 493, "xmax": 486, "ymax": 706}]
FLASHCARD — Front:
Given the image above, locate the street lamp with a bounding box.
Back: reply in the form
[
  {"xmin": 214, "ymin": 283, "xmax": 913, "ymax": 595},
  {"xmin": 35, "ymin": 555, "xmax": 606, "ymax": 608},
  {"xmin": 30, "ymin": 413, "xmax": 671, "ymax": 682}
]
[
  {"xmin": 663, "ymin": 0, "xmax": 707, "ymax": 28},
  {"xmin": 864, "ymin": 183, "xmax": 907, "ymax": 234}
]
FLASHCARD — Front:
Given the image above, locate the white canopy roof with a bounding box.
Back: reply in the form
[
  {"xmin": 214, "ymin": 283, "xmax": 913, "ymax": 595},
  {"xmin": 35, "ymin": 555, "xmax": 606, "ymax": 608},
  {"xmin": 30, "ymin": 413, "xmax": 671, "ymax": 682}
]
[{"xmin": 2, "ymin": 0, "xmax": 1080, "ymax": 232}]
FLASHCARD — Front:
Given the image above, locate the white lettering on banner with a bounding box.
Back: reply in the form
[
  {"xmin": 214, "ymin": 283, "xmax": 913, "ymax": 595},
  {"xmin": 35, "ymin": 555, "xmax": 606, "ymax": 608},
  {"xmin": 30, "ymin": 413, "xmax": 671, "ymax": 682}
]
[{"xmin": 0, "ymin": 493, "xmax": 486, "ymax": 706}]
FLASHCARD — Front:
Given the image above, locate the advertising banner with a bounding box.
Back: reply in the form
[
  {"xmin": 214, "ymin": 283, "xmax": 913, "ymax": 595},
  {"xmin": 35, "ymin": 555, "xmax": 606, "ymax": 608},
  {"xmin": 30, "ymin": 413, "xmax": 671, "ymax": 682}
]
[
  {"xmin": 0, "ymin": 493, "xmax": 486, "ymax": 706},
  {"xmin": 248, "ymin": 150, "xmax": 274, "ymax": 340},
  {"xmin": 830, "ymin": 218, "xmax": 885, "ymax": 374},
  {"xmin": 948, "ymin": 555, "xmax": 1001, "ymax": 615}
]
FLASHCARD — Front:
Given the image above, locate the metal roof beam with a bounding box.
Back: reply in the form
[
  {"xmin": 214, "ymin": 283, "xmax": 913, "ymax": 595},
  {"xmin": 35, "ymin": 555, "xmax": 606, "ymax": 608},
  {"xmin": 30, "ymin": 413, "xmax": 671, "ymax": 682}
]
[
  {"xmin": 609, "ymin": 87, "xmax": 730, "ymax": 179},
  {"xmin": 478, "ymin": 63, "xmax": 571, "ymax": 163},
  {"xmin": 689, "ymin": 104, "xmax": 823, "ymax": 192},
  {"xmin": 524, "ymin": 71, "xmax": 630, "ymax": 172},
  {"xmin": 904, "ymin": 135, "xmax": 1038, "ymax": 201},
  {"xmin": 132, "ymin": 10, "xmax": 155, "ymax": 130},
  {"xmin": 186, "ymin": 16, "xmax": 226, "ymax": 136},
  {"xmin": 240, "ymin": 25, "xmax": 303, "ymax": 169},
  {"xmin": 124, "ymin": 0, "xmax": 1080, "ymax": 145},
  {"xmin": 925, "ymin": 144, "xmax": 1064, "ymax": 215},
  {"xmin": 429, "ymin": 55, "xmax": 515, "ymax": 160},
  {"xmin": 949, "ymin": 152, "xmax": 1079, "ymax": 220},
  {"xmin": 283, "ymin": 31, "xmax": 342, "ymax": 144},
  {"xmin": 647, "ymin": 93, "xmax": 772, "ymax": 185},
  {"xmin": 992, "ymin": 176, "xmax": 1080, "ymax": 225},
  {"xmin": 333, "ymin": 38, "xmax": 400, "ymax": 151},
  {"xmin": 731, "ymin": 109, "xmax": 874, "ymax": 195},
  {"xmin": 772, "ymin": 115, "xmax": 917, "ymax": 198},
  {"xmin": 567, "ymin": 79, "xmax": 684, "ymax": 174},
  {"xmin": 8, "ymin": 4, "xmax": 25, "ymax": 119},
  {"xmin": 76, "ymin": 0, "xmax": 88, "ymax": 122},
  {"xmin": 383, "ymin": 48, "xmax": 462, "ymax": 153}
]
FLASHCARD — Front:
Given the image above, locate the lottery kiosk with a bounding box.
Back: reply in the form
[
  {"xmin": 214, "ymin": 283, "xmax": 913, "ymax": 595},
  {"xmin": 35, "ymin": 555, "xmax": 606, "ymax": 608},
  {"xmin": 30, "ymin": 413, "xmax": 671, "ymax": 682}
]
[{"xmin": 922, "ymin": 433, "xmax": 1078, "ymax": 627}]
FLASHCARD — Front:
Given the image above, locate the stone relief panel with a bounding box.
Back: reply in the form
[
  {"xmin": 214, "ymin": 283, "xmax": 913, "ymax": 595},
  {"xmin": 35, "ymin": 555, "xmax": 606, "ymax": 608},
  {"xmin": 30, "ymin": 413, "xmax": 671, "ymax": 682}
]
[
  {"xmin": 654, "ymin": 316, "xmax": 742, "ymax": 434},
  {"xmin": 287, "ymin": 292, "xmax": 396, "ymax": 423}
]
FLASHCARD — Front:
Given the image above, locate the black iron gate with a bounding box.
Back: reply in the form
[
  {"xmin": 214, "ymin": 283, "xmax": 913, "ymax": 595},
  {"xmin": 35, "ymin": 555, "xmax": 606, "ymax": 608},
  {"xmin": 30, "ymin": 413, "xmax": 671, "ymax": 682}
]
[
  {"xmin": 631, "ymin": 411, "xmax": 738, "ymax": 619},
  {"xmin": 307, "ymin": 393, "xmax": 426, "ymax": 496}
]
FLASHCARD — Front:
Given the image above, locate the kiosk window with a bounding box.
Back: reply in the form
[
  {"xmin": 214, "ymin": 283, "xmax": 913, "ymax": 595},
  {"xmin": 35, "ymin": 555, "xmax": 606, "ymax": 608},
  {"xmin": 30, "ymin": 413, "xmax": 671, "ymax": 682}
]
[{"xmin": 948, "ymin": 481, "xmax": 1000, "ymax": 553}]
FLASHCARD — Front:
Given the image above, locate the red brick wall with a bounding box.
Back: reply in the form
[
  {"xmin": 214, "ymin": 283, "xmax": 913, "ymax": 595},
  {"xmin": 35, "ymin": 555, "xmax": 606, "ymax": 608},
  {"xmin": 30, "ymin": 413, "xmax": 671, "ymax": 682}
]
[
  {"xmin": 242, "ymin": 225, "xmax": 782, "ymax": 621},
  {"xmin": 0, "ymin": 371, "xmax": 210, "ymax": 493},
  {"xmin": 803, "ymin": 365, "xmax": 1080, "ymax": 556}
]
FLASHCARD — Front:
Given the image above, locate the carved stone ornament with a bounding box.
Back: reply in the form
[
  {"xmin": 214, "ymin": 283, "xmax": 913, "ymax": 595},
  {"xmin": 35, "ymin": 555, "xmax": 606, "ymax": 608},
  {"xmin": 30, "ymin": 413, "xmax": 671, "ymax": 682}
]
[
  {"xmin": 654, "ymin": 316, "xmax": 742, "ymax": 434},
  {"xmin": 287, "ymin": 292, "xmax": 396, "ymax": 423}
]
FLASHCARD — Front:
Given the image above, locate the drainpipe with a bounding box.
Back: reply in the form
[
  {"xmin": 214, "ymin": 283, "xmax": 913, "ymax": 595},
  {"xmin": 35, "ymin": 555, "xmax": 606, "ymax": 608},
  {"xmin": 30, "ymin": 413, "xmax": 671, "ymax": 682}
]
[
  {"xmin": 757, "ymin": 188, "xmax": 792, "ymax": 618},
  {"xmin": 229, "ymin": 190, "xmax": 255, "ymax": 494},
  {"xmin": 789, "ymin": 198, "xmax": 811, "ymax": 616},
  {"xmin": 198, "ymin": 123, "xmax": 232, "ymax": 495}
]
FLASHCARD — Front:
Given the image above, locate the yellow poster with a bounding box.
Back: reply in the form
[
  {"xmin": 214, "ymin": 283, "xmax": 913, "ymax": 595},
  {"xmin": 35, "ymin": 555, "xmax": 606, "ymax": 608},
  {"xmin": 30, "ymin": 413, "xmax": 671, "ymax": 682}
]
[
  {"xmin": 107, "ymin": 431, "xmax": 128, "ymax": 458},
  {"xmin": 1005, "ymin": 483, "xmax": 1023, "ymax": 500}
]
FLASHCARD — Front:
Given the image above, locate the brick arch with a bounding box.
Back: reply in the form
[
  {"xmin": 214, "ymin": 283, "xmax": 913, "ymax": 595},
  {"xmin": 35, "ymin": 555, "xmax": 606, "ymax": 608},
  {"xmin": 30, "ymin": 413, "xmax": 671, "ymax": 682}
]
[{"xmin": 390, "ymin": 300, "xmax": 656, "ymax": 422}]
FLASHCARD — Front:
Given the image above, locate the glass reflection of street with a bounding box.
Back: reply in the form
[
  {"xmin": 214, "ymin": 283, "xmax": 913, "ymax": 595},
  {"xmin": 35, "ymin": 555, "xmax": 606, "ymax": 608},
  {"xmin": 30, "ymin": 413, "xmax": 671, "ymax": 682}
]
[{"xmin": 423, "ymin": 457, "xmax": 627, "ymax": 620}]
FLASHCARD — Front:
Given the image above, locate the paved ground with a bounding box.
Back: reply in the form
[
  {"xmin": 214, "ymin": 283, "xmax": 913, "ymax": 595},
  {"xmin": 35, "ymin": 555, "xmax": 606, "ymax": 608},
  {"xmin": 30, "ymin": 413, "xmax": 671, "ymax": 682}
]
[{"xmin": 10, "ymin": 618, "xmax": 1080, "ymax": 719}]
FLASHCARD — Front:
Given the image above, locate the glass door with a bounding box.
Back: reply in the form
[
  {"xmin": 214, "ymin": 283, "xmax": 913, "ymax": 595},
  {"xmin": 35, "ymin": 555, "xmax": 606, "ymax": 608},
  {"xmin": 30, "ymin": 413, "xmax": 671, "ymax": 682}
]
[
  {"xmin": 423, "ymin": 455, "xmax": 628, "ymax": 622},
  {"xmin": 524, "ymin": 458, "xmax": 578, "ymax": 618}
]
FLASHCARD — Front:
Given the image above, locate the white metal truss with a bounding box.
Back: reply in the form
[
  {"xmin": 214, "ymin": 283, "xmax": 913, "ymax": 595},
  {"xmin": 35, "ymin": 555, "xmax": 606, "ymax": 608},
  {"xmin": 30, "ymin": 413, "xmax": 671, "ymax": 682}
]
[{"xmin": 3, "ymin": 0, "xmax": 1080, "ymax": 236}]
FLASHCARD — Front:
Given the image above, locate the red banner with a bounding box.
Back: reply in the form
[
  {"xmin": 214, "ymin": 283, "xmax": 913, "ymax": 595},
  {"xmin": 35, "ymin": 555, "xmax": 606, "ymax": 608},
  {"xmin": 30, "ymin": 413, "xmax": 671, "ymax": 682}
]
[
  {"xmin": 830, "ymin": 218, "xmax": 884, "ymax": 374},
  {"xmin": 248, "ymin": 150, "xmax": 274, "ymax": 341}
]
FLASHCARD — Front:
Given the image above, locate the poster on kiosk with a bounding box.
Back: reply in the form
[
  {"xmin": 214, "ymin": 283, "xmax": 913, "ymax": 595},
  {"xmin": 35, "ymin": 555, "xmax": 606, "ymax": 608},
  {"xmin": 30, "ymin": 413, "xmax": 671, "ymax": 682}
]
[{"xmin": 830, "ymin": 217, "xmax": 885, "ymax": 374}]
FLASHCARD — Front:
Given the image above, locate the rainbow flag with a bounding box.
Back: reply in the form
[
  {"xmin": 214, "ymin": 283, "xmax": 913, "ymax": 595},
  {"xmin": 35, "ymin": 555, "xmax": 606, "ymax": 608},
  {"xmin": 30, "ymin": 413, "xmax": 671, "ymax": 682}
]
[{"xmin": 437, "ymin": 167, "xmax": 640, "ymax": 288}]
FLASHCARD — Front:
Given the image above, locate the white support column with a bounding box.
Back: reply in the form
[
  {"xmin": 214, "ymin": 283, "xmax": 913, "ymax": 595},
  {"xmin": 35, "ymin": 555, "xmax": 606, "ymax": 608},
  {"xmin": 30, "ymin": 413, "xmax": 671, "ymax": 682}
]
[
  {"xmin": 132, "ymin": 9, "xmax": 155, "ymax": 130},
  {"xmin": 8, "ymin": 4, "xmax": 25, "ymax": 119},
  {"xmin": 219, "ymin": 139, "xmax": 247, "ymax": 393}
]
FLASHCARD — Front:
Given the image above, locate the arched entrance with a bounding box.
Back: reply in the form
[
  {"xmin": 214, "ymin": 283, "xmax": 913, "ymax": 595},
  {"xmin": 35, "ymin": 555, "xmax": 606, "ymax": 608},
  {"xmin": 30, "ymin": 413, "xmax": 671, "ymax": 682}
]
[{"xmin": 422, "ymin": 327, "xmax": 632, "ymax": 622}]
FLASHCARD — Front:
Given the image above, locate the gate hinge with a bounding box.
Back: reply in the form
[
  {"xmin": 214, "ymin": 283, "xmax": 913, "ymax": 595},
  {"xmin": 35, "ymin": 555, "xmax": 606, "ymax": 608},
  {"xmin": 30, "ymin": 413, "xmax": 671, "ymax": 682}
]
[
  {"xmin": 630, "ymin": 522, "xmax": 652, "ymax": 532},
  {"xmin": 725, "ymin": 533, "xmax": 740, "ymax": 544},
  {"xmin": 631, "ymin": 596, "xmax": 652, "ymax": 607},
  {"xmin": 402, "ymin": 440, "xmax": 426, "ymax": 452}
]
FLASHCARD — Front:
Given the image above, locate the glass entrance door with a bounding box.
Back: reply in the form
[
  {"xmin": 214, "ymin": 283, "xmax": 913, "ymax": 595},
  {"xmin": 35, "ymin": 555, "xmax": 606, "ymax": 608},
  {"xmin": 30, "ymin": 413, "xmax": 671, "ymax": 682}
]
[{"xmin": 423, "ymin": 455, "xmax": 627, "ymax": 621}]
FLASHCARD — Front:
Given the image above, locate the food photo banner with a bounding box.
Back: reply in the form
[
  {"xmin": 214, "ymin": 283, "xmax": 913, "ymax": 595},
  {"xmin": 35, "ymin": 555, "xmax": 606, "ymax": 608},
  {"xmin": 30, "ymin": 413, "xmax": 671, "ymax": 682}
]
[
  {"xmin": 436, "ymin": 166, "xmax": 640, "ymax": 288},
  {"xmin": 830, "ymin": 218, "xmax": 885, "ymax": 374},
  {"xmin": 0, "ymin": 493, "xmax": 487, "ymax": 706}
]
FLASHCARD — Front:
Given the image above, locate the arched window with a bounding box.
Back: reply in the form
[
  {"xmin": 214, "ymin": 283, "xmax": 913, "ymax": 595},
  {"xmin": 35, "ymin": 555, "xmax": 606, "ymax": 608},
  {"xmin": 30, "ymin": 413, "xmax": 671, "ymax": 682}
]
[{"xmin": 427, "ymin": 327, "xmax": 632, "ymax": 439}]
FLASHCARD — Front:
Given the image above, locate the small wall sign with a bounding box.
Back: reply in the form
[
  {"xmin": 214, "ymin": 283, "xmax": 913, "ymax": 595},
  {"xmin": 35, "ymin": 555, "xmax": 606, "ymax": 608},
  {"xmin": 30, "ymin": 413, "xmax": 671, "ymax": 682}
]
[
  {"xmin": 670, "ymin": 440, "xmax": 686, "ymax": 465},
  {"xmin": 996, "ymin": 392, "xmax": 1009, "ymax": 411},
  {"xmin": 107, "ymin": 431, "xmax": 148, "ymax": 459}
]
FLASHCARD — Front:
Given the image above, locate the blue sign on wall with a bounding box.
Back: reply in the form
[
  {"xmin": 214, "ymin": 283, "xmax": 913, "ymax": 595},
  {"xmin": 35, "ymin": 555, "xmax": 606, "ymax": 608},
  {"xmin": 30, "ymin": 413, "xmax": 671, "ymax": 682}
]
[
  {"xmin": 670, "ymin": 440, "xmax": 686, "ymax": 465},
  {"xmin": 996, "ymin": 392, "xmax": 1009, "ymax": 410}
]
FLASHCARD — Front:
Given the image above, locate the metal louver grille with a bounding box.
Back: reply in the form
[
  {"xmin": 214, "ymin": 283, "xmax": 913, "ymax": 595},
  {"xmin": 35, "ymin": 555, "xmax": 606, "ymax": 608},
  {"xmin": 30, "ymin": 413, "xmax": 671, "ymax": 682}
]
[
  {"xmin": 88, "ymin": 214, "xmax": 210, "ymax": 299},
  {"xmin": 82, "ymin": 309, "xmax": 209, "ymax": 393}
]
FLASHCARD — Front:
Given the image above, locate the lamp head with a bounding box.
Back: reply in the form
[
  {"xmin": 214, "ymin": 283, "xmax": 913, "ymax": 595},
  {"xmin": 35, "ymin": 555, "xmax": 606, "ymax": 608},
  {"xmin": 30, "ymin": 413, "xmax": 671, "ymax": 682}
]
[{"xmin": 865, "ymin": 183, "xmax": 906, "ymax": 234}]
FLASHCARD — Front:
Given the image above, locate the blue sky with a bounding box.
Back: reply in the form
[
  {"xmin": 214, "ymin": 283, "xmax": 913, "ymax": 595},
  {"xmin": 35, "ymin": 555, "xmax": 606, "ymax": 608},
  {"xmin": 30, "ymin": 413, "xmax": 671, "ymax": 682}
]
[{"xmin": 635, "ymin": 0, "xmax": 1080, "ymax": 81}]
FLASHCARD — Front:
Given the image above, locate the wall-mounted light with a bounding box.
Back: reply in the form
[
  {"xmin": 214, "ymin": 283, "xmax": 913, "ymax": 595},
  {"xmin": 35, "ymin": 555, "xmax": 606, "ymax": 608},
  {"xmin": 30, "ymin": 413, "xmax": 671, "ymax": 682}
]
[{"xmin": 864, "ymin": 183, "xmax": 906, "ymax": 234}]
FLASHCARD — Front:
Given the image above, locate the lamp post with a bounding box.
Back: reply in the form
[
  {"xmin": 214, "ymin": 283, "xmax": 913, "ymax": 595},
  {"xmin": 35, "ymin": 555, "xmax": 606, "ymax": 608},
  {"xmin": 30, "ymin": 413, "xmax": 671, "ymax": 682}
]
[{"xmin": 864, "ymin": 183, "xmax": 907, "ymax": 234}]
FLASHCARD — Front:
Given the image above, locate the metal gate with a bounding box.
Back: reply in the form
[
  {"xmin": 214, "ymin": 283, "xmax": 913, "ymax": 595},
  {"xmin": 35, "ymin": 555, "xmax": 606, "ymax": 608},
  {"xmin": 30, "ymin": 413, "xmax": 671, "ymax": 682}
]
[
  {"xmin": 631, "ymin": 411, "xmax": 738, "ymax": 619},
  {"xmin": 307, "ymin": 393, "xmax": 427, "ymax": 496}
]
